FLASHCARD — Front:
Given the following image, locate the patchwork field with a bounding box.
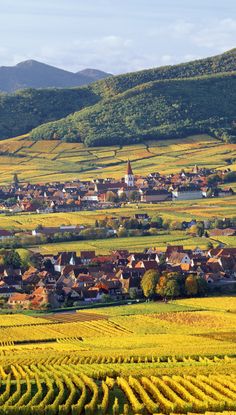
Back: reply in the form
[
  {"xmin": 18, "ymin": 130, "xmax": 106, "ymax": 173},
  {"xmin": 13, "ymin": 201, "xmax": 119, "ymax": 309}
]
[
  {"xmin": 30, "ymin": 232, "xmax": 213, "ymax": 255},
  {"xmin": 0, "ymin": 300, "xmax": 235, "ymax": 414},
  {"xmin": 2, "ymin": 195, "xmax": 236, "ymax": 231},
  {"xmin": 0, "ymin": 134, "xmax": 236, "ymax": 184}
]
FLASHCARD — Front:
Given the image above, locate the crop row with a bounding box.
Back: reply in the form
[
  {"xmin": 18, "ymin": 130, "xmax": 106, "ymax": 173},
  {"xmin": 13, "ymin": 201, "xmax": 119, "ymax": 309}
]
[{"xmin": 0, "ymin": 365, "xmax": 235, "ymax": 414}]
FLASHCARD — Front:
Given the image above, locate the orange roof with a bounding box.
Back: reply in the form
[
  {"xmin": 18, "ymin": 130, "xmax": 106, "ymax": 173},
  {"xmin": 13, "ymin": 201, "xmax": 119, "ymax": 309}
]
[{"xmin": 9, "ymin": 293, "xmax": 30, "ymax": 302}]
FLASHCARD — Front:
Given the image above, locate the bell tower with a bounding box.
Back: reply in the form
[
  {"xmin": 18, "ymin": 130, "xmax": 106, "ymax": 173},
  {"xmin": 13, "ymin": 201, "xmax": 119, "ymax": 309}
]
[{"xmin": 125, "ymin": 160, "xmax": 134, "ymax": 187}]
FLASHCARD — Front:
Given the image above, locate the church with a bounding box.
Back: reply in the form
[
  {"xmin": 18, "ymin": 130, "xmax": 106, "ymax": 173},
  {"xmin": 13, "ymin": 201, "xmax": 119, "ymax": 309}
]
[
  {"xmin": 117, "ymin": 160, "xmax": 139, "ymax": 198},
  {"xmin": 124, "ymin": 159, "xmax": 135, "ymax": 187}
]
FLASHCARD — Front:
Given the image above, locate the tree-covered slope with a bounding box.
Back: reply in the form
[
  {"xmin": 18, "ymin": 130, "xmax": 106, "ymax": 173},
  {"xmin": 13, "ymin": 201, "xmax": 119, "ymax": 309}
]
[
  {"xmin": 91, "ymin": 48, "xmax": 236, "ymax": 98},
  {"xmin": 0, "ymin": 48, "xmax": 236, "ymax": 141},
  {"xmin": 0, "ymin": 87, "xmax": 100, "ymax": 139},
  {"xmin": 30, "ymin": 72, "xmax": 236, "ymax": 146}
]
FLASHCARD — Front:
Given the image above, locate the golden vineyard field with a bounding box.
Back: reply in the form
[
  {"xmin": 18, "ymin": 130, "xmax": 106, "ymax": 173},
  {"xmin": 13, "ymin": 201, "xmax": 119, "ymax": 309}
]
[
  {"xmin": 0, "ymin": 298, "xmax": 235, "ymax": 414},
  {"xmin": 0, "ymin": 363, "xmax": 235, "ymax": 414},
  {"xmin": 0, "ymin": 134, "xmax": 236, "ymax": 184}
]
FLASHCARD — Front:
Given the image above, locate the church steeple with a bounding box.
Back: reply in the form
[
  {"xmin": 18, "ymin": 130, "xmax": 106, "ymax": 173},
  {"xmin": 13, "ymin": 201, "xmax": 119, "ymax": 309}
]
[{"xmin": 125, "ymin": 160, "xmax": 134, "ymax": 187}]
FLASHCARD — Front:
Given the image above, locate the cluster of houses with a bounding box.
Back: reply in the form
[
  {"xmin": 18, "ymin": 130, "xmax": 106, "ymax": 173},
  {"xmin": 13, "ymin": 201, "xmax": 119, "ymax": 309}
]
[
  {"xmin": 4, "ymin": 245, "xmax": 236, "ymax": 310},
  {"xmin": 0, "ymin": 162, "xmax": 234, "ymax": 214}
]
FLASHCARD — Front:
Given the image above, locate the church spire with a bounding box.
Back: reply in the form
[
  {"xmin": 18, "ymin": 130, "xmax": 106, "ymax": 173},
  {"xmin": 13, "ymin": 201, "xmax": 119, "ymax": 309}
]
[
  {"xmin": 127, "ymin": 159, "xmax": 133, "ymax": 175},
  {"xmin": 125, "ymin": 159, "xmax": 134, "ymax": 187}
]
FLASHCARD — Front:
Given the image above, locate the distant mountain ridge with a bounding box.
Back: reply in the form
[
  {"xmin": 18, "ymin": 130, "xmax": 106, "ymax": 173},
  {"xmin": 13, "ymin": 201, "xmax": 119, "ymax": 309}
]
[{"xmin": 0, "ymin": 60, "xmax": 112, "ymax": 92}]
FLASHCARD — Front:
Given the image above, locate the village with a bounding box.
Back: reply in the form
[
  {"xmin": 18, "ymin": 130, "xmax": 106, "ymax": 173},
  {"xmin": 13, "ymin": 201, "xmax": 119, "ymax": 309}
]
[
  {"xmin": 0, "ymin": 161, "xmax": 234, "ymax": 215},
  {"xmin": 0, "ymin": 244, "xmax": 235, "ymax": 310},
  {"xmin": 0, "ymin": 161, "xmax": 234, "ymax": 310}
]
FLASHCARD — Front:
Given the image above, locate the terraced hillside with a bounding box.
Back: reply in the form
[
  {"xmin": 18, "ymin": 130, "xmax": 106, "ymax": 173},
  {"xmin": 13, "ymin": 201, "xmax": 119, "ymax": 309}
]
[{"xmin": 0, "ymin": 134, "xmax": 236, "ymax": 184}]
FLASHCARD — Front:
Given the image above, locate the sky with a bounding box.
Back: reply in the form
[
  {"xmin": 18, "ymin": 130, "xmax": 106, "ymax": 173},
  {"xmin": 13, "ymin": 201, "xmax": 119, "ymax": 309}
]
[{"xmin": 0, "ymin": 0, "xmax": 235, "ymax": 74}]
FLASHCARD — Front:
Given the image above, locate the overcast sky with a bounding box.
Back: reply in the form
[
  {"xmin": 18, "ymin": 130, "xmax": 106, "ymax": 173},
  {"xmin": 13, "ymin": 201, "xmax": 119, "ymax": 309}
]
[{"xmin": 0, "ymin": 0, "xmax": 235, "ymax": 74}]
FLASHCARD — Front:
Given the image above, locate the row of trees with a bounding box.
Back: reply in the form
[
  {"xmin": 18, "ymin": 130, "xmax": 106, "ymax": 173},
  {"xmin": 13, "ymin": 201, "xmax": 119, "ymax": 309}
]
[{"xmin": 141, "ymin": 269, "xmax": 208, "ymax": 300}]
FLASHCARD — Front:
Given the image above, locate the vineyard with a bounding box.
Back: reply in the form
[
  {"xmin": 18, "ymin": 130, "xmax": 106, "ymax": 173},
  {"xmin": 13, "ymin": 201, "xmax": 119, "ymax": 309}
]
[
  {"xmin": 0, "ymin": 134, "xmax": 235, "ymax": 185},
  {"xmin": 0, "ymin": 301, "xmax": 235, "ymax": 413},
  {"xmin": 0, "ymin": 363, "xmax": 234, "ymax": 414}
]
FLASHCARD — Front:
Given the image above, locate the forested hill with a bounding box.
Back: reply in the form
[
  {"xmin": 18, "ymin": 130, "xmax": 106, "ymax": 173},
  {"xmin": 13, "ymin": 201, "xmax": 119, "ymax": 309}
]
[
  {"xmin": 0, "ymin": 48, "xmax": 236, "ymax": 142},
  {"xmin": 0, "ymin": 87, "xmax": 100, "ymax": 139},
  {"xmin": 30, "ymin": 72, "xmax": 236, "ymax": 146},
  {"xmin": 91, "ymin": 47, "xmax": 236, "ymax": 98}
]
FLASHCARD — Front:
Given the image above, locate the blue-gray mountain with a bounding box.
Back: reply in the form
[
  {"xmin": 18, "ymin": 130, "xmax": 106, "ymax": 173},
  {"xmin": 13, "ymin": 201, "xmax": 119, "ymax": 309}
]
[{"xmin": 0, "ymin": 60, "xmax": 111, "ymax": 92}]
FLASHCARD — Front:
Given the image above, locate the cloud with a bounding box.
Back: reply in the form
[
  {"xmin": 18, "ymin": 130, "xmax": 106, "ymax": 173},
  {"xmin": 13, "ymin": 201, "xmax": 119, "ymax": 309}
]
[{"xmin": 191, "ymin": 18, "xmax": 236, "ymax": 51}]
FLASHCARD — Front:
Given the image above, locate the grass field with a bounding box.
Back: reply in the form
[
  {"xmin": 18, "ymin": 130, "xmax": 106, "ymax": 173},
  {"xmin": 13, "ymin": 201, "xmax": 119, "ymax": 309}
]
[
  {"xmin": 0, "ymin": 299, "xmax": 235, "ymax": 413},
  {"xmin": 3, "ymin": 195, "xmax": 236, "ymax": 232},
  {"xmin": 31, "ymin": 232, "xmax": 213, "ymax": 255},
  {"xmin": 0, "ymin": 134, "xmax": 235, "ymax": 184}
]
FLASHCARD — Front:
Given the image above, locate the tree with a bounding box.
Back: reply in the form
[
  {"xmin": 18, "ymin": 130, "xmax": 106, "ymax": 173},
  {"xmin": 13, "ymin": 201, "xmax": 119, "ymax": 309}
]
[
  {"xmin": 106, "ymin": 191, "xmax": 118, "ymax": 203},
  {"xmin": 129, "ymin": 288, "xmax": 138, "ymax": 299},
  {"xmin": 207, "ymin": 174, "xmax": 221, "ymax": 186},
  {"xmin": 164, "ymin": 280, "xmax": 180, "ymax": 299},
  {"xmin": 196, "ymin": 276, "xmax": 209, "ymax": 296},
  {"xmin": 15, "ymin": 249, "xmax": 31, "ymax": 269},
  {"xmin": 152, "ymin": 216, "xmax": 163, "ymax": 229},
  {"xmin": 129, "ymin": 191, "xmax": 140, "ymax": 202},
  {"xmin": 156, "ymin": 275, "xmax": 168, "ymax": 298},
  {"xmin": 13, "ymin": 173, "xmax": 19, "ymax": 188},
  {"xmin": 206, "ymin": 241, "xmax": 214, "ymax": 250},
  {"xmin": 141, "ymin": 269, "xmax": 159, "ymax": 299},
  {"xmin": 117, "ymin": 228, "xmax": 128, "ymax": 238},
  {"xmin": 119, "ymin": 192, "xmax": 127, "ymax": 202},
  {"xmin": 156, "ymin": 274, "xmax": 180, "ymax": 299},
  {"xmin": 3, "ymin": 250, "xmax": 22, "ymax": 269},
  {"xmin": 185, "ymin": 275, "xmax": 198, "ymax": 296}
]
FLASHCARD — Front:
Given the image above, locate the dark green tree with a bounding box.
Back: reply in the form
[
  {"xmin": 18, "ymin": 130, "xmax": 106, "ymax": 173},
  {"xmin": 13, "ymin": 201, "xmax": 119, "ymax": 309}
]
[{"xmin": 4, "ymin": 250, "xmax": 22, "ymax": 269}]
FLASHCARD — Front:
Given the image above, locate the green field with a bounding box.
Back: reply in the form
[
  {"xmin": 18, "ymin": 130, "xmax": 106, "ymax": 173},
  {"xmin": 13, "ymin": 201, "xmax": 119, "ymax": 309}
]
[
  {"xmin": 0, "ymin": 134, "xmax": 236, "ymax": 184},
  {"xmin": 31, "ymin": 232, "xmax": 213, "ymax": 255}
]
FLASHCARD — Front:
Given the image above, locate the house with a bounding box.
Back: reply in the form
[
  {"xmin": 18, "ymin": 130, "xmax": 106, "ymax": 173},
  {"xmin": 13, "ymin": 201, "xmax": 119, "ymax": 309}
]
[
  {"xmin": 134, "ymin": 213, "xmax": 150, "ymax": 221},
  {"xmin": 80, "ymin": 251, "xmax": 96, "ymax": 264},
  {"xmin": 135, "ymin": 260, "xmax": 159, "ymax": 270},
  {"xmin": 172, "ymin": 186, "xmax": 203, "ymax": 200},
  {"xmin": 0, "ymin": 230, "xmax": 13, "ymax": 241},
  {"xmin": 140, "ymin": 189, "xmax": 171, "ymax": 203},
  {"xmin": 30, "ymin": 286, "xmax": 49, "ymax": 309},
  {"xmin": 0, "ymin": 284, "xmax": 19, "ymax": 298},
  {"xmin": 166, "ymin": 245, "xmax": 184, "ymax": 259},
  {"xmin": 217, "ymin": 188, "xmax": 234, "ymax": 198},
  {"xmin": 120, "ymin": 275, "xmax": 142, "ymax": 295},
  {"xmin": 8, "ymin": 293, "xmax": 31, "ymax": 309},
  {"xmin": 209, "ymin": 228, "xmax": 236, "ymax": 237},
  {"xmin": 83, "ymin": 287, "xmax": 107, "ymax": 302},
  {"xmin": 167, "ymin": 252, "xmax": 191, "ymax": 266},
  {"xmin": 54, "ymin": 252, "xmax": 78, "ymax": 272}
]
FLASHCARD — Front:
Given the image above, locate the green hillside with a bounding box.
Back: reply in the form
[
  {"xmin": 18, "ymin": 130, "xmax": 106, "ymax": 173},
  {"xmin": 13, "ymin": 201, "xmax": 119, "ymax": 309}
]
[
  {"xmin": 30, "ymin": 72, "xmax": 236, "ymax": 146},
  {"xmin": 0, "ymin": 48, "xmax": 236, "ymax": 142},
  {"xmin": 91, "ymin": 47, "xmax": 236, "ymax": 98},
  {"xmin": 0, "ymin": 87, "xmax": 100, "ymax": 139}
]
